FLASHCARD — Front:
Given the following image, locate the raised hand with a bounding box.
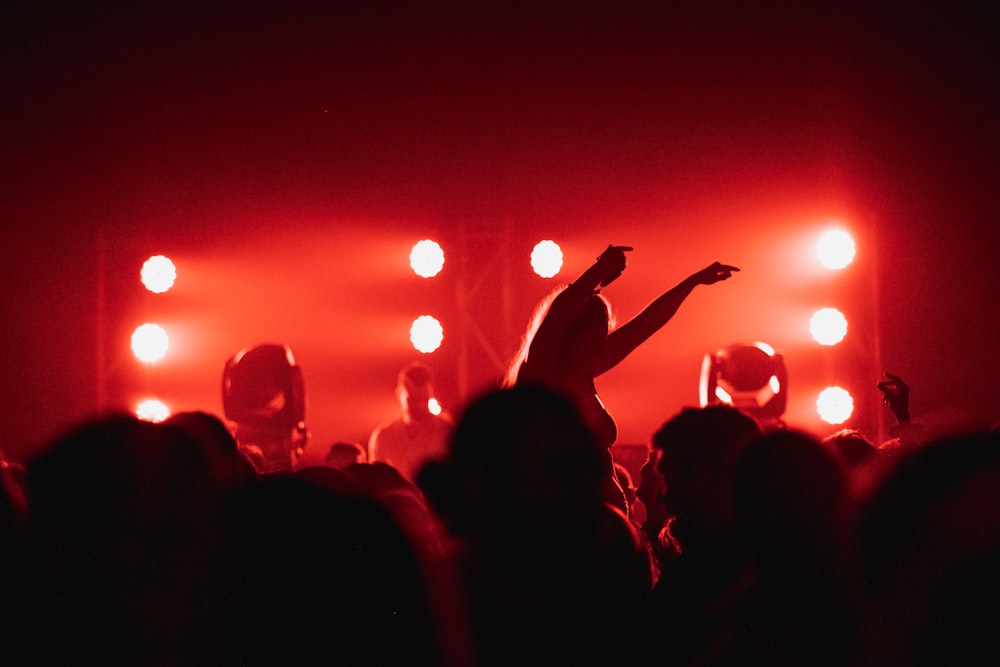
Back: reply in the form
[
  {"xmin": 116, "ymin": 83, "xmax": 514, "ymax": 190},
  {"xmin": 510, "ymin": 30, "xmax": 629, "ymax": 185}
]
[
  {"xmin": 596, "ymin": 245, "xmax": 634, "ymax": 287},
  {"xmin": 690, "ymin": 262, "xmax": 740, "ymax": 285},
  {"xmin": 877, "ymin": 372, "xmax": 911, "ymax": 423}
]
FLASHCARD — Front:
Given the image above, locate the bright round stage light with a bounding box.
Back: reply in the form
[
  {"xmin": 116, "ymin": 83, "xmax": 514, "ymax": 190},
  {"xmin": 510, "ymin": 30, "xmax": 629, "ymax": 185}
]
[
  {"xmin": 530, "ymin": 240, "xmax": 564, "ymax": 278},
  {"xmin": 410, "ymin": 315, "xmax": 444, "ymax": 353},
  {"xmin": 410, "ymin": 240, "xmax": 445, "ymax": 278},
  {"xmin": 136, "ymin": 399, "xmax": 170, "ymax": 423},
  {"xmin": 810, "ymin": 307, "xmax": 848, "ymax": 345},
  {"xmin": 131, "ymin": 323, "xmax": 169, "ymax": 363},
  {"xmin": 140, "ymin": 255, "xmax": 177, "ymax": 293},
  {"xmin": 816, "ymin": 229, "xmax": 856, "ymax": 270},
  {"xmin": 817, "ymin": 386, "xmax": 854, "ymax": 424}
]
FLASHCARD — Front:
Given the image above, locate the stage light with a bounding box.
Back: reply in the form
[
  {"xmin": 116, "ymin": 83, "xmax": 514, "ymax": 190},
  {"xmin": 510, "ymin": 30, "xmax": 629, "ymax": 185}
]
[
  {"xmin": 816, "ymin": 228, "xmax": 856, "ymax": 269},
  {"xmin": 700, "ymin": 341, "xmax": 787, "ymax": 421},
  {"xmin": 530, "ymin": 240, "xmax": 563, "ymax": 278},
  {"xmin": 140, "ymin": 255, "xmax": 177, "ymax": 293},
  {"xmin": 131, "ymin": 323, "xmax": 169, "ymax": 363},
  {"xmin": 810, "ymin": 307, "xmax": 848, "ymax": 345},
  {"xmin": 410, "ymin": 240, "xmax": 445, "ymax": 278},
  {"xmin": 410, "ymin": 315, "xmax": 444, "ymax": 353},
  {"xmin": 428, "ymin": 397, "xmax": 442, "ymax": 416},
  {"xmin": 136, "ymin": 399, "xmax": 170, "ymax": 423},
  {"xmin": 817, "ymin": 386, "xmax": 854, "ymax": 424}
]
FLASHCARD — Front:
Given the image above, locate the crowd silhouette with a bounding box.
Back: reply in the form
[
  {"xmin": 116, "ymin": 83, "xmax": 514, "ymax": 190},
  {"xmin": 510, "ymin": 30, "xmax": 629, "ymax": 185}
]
[{"xmin": 1, "ymin": 248, "xmax": 998, "ymax": 666}]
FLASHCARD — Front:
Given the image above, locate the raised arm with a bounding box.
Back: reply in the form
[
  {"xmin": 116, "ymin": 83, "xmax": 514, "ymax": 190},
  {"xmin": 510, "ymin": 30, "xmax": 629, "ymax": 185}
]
[
  {"xmin": 516, "ymin": 245, "xmax": 631, "ymax": 384},
  {"xmin": 877, "ymin": 372, "xmax": 923, "ymax": 446},
  {"xmin": 599, "ymin": 261, "xmax": 739, "ymax": 374}
]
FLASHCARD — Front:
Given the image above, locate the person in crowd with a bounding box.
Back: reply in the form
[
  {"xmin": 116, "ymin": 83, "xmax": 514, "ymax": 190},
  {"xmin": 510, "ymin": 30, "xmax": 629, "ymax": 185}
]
[
  {"xmin": 651, "ymin": 405, "xmax": 761, "ymax": 559},
  {"xmin": 503, "ymin": 244, "xmax": 739, "ymax": 513},
  {"xmin": 294, "ymin": 460, "xmax": 467, "ymax": 664},
  {"xmin": 854, "ymin": 427, "xmax": 1000, "ymax": 666},
  {"xmin": 165, "ymin": 410, "xmax": 258, "ymax": 489},
  {"xmin": 638, "ymin": 404, "xmax": 762, "ymax": 665},
  {"xmin": 876, "ymin": 371, "xmax": 924, "ymax": 455},
  {"xmin": 822, "ymin": 372, "xmax": 924, "ymax": 501},
  {"xmin": 325, "ymin": 440, "xmax": 367, "ymax": 469},
  {"xmin": 369, "ymin": 361, "xmax": 453, "ymax": 483},
  {"xmin": 614, "ymin": 461, "xmax": 640, "ymax": 527},
  {"xmin": 418, "ymin": 384, "xmax": 652, "ymax": 667},
  {"xmin": 823, "ymin": 428, "xmax": 880, "ymax": 470},
  {"xmin": 9, "ymin": 412, "xmax": 454, "ymax": 665},
  {"xmin": 635, "ymin": 446, "xmax": 676, "ymax": 580},
  {"xmin": 12, "ymin": 413, "xmax": 238, "ymax": 664},
  {"xmin": 727, "ymin": 428, "xmax": 860, "ymax": 667},
  {"xmin": 222, "ymin": 468, "xmax": 451, "ymax": 666}
]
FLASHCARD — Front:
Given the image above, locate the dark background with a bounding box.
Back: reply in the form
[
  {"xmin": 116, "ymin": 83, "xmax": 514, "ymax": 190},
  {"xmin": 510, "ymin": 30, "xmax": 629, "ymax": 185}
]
[{"xmin": 3, "ymin": 2, "xmax": 997, "ymax": 464}]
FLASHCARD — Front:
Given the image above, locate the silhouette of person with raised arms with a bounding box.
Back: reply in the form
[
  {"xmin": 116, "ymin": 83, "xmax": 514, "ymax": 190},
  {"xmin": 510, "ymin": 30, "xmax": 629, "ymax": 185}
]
[{"xmin": 504, "ymin": 244, "xmax": 739, "ymax": 513}]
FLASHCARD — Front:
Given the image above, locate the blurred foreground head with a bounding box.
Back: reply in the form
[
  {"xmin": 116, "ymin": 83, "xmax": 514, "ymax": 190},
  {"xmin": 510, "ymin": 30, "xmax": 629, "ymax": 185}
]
[
  {"xmin": 652, "ymin": 404, "xmax": 762, "ymax": 550},
  {"xmin": 419, "ymin": 384, "xmax": 606, "ymax": 537}
]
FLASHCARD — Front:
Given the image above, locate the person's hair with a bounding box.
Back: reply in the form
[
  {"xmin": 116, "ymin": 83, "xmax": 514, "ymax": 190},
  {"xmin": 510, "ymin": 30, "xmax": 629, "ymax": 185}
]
[
  {"xmin": 652, "ymin": 404, "xmax": 762, "ymax": 467},
  {"xmin": 399, "ymin": 361, "xmax": 434, "ymax": 387},
  {"xmin": 822, "ymin": 428, "xmax": 879, "ymax": 468},
  {"xmin": 325, "ymin": 441, "xmax": 366, "ymax": 466},
  {"xmin": 502, "ymin": 286, "xmax": 614, "ymax": 388}
]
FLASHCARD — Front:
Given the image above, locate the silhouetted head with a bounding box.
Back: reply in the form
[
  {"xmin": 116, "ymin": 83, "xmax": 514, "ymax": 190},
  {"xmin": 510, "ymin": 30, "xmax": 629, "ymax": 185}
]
[
  {"xmin": 223, "ymin": 471, "xmax": 445, "ymax": 665},
  {"xmin": 652, "ymin": 405, "xmax": 762, "ymax": 550},
  {"xmin": 20, "ymin": 413, "xmax": 237, "ymax": 663},
  {"xmin": 503, "ymin": 286, "xmax": 616, "ymax": 387},
  {"xmin": 856, "ymin": 430, "xmax": 1000, "ymax": 666},
  {"xmin": 732, "ymin": 428, "xmax": 846, "ymax": 568},
  {"xmin": 166, "ymin": 410, "xmax": 257, "ymax": 489},
  {"xmin": 419, "ymin": 384, "xmax": 605, "ymax": 538},
  {"xmin": 325, "ymin": 441, "xmax": 367, "ymax": 469},
  {"xmin": 822, "ymin": 428, "xmax": 880, "ymax": 469},
  {"xmin": 398, "ymin": 362, "xmax": 435, "ymax": 421}
]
